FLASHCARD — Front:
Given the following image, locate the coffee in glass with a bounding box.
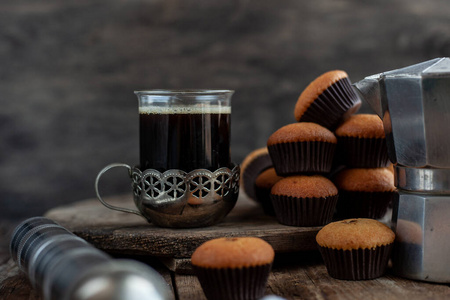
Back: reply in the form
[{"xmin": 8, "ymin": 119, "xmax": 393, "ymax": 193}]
[
  {"xmin": 139, "ymin": 103, "xmax": 231, "ymax": 172},
  {"xmin": 95, "ymin": 89, "xmax": 239, "ymax": 228}
]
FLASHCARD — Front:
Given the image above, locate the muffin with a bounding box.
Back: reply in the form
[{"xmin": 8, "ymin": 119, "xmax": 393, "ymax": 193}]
[
  {"xmin": 254, "ymin": 168, "xmax": 283, "ymax": 215},
  {"xmin": 335, "ymin": 114, "xmax": 390, "ymax": 168},
  {"xmin": 267, "ymin": 123, "xmax": 337, "ymax": 175},
  {"xmin": 191, "ymin": 237, "xmax": 275, "ymax": 300},
  {"xmin": 240, "ymin": 147, "xmax": 273, "ymax": 200},
  {"xmin": 316, "ymin": 218, "xmax": 395, "ymax": 280},
  {"xmin": 333, "ymin": 168, "xmax": 396, "ymax": 220},
  {"xmin": 270, "ymin": 175, "xmax": 338, "ymax": 226},
  {"xmin": 294, "ymin": 70, "xmax": 361, "ymax": 130}
]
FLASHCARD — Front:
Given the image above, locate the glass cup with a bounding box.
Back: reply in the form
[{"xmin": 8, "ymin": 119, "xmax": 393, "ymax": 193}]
[{"xmin": 95, "ymin": 90, "xmax": 240, "ymax": 228}]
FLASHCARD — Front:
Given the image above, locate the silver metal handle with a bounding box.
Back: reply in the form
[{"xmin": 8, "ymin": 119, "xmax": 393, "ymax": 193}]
[{"xmin": 95, "ymin": 163, "xmax": 143, "ymax": 217}]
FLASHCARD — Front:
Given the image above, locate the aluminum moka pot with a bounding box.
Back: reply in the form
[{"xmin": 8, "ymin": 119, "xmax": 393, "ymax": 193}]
[{"xmin": 353, "ymin": 57, "xmax": 450, "ymax": 283}]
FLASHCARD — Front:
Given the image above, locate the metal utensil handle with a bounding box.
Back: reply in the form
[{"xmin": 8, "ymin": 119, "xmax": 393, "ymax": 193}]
[{"xmin": 95, "ymin": 163, "xmax": 143, "ymax": 217}]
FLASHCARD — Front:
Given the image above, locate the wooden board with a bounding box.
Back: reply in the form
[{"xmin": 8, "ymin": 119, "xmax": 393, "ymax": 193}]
[
  {"xmin": 173, "ymin": 252, "xmax": 450, "ymax": 300},
  {"xmin": 2, "ymin": 222, "xmax": 450, "ymax": 300},
  {"xmin": 44, "ymin": 194, "xmax": 321, "ymax": 259}
]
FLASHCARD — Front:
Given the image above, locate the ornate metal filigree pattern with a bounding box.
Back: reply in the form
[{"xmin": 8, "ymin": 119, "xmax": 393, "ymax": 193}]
[
  {"xmin": 96, "ymin": 162, "xmax": 240, "ymax": 226},
  {"xmin": 130, "ymin": 165, "xmax": 240, "ymax": 215}
]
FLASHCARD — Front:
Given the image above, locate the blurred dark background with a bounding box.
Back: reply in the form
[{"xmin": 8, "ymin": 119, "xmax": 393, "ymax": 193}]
[{"xmin": 1, "ymin": 0, "xmax": 450, "ymax": 221}]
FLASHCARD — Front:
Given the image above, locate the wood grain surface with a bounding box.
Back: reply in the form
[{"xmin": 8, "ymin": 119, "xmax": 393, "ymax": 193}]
[
  {"xmin": 2, "ymin": 218, "xmax": 450, "ymax": 299},
  {"xmin": 44, "ymin": 194, "xmax": 321, "ymax": 258}
]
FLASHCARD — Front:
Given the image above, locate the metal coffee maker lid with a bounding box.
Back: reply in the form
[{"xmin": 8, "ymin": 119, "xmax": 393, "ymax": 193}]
[
  {"xmin": 353, "ymin": 58, "xmax": 450, "ymax": 283},
  {"xmin": 353, "ymin": 57, "xmax": 450, "ymax": 169}
]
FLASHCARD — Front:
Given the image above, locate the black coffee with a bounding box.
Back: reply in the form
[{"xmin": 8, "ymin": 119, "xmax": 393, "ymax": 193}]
[{"xmin": 139, "ymin": 107, "xmax": 231, "ymax": 172}]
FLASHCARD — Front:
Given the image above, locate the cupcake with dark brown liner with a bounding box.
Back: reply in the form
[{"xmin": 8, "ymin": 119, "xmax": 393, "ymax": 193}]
[
  {"xmin": 191, "ymin": 237, "xmax": 275, "ymax": 300},
  {"xmin": 254, "ymin": 168, "xmax": 283, "ymax": 216},
  {"xmin": 270, "ymin": 175, "xmax": 338, "ymax": 227},
  {"xmin": 267, "ymin": 123, "xmax": 337, "ymax": 176},
  {"xmin": 333, "ymin": 168, "xmax": 396, "ymax": 220},
  {"xmin": 316, "ymin": 218, "xmax": 395, "ymax": 280},
  {"xmin": 240, "ymin": 147, "xmax": 273, "ymax": 200},
  {"xmin": 294, "ymin": 70, "xmax": 361, "ymax": 130},
  {"xmin": 335, "ymin": 114, "xmax": 390, "ymax": 168}
]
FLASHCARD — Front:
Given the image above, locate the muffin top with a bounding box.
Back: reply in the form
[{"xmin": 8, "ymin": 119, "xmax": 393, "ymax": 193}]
[
  {"xmin": 335, "ymin": 114, "xmax": 385, "ymax": 138},
  {"xmin": 294, "ymin": 70, "xmax": 348, "ymax": 121},
  {"xmin": 316, "ymin": 218, "xmax": 395, "ymax": 250},
  {"xmin": 333, "ymin": 168, "xmax": 395, "ymax": 192},
  {"xmin": 191, "ymin": 237, "xmax": 275, "ymax": 268},
  {"xmin": 271, "ymin": 175, "xmax": 338, "ymax": 198},
  {"xmin": 255, "ymin": 168, "xmax": 283, "ymax": 189},
  {"xmin": 267, "ymin": 123, "xmax": 337, "ymax": 146}
]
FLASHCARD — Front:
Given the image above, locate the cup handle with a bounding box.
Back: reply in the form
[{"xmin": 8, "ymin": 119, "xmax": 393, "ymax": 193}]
[{"xmin": 95, "ymin": 163, "xmax": 143, "ymax": 217}]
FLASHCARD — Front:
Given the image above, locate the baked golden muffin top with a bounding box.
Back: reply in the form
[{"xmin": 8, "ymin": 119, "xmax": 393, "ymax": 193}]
[
  {"xmin": 267, "ymin": 123, "xmax": 337, "ymax": 146},
  {"xmin": 271, "ymin": 175, "xmax": 338, "ymax": 198},
  {"xmin": 191, "ymin": 237, "xmax": 275, "ymax": 268},
  {"xmin": 335, "ymin": 114, "xmax": 385, "ymax": 138},
  {"xmin": 255, "ymin": 168, "xmax": 283, "ymax": 190},
  {"xmin": 333, "ymin": 168, "xmax": 395, "ymax": 192},
  {"xmin": 294, "ymin": 70, "xmax": 348, "ymax": 121},
  {"xmin": 316, "ymin": 218, "xmax": 395, "ymax": 250}
]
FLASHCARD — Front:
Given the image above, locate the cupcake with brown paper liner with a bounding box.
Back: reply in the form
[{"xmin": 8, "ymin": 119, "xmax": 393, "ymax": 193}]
[
  {"xmin": 240, "ymin": 147, "xmax": 273, "ymax": 200},
  {"xmin": 316, "ymin": 218, "xmax": 395, "ymax": 280},
  {"xmin": 267, "ymin": 123, "xmax": 337, "ymax": 176},
  {"xmin": 254, "ymin": 168, "xmax": 283, "ymax": 215},
  {"xmin": 294, "ymin": 70, "xmax": 361, "ymax": 130},
  {"xmin": 191, "ymin": 237, "xmax": 274, "ymax": 300},
  {"xmin": 333, "ymin": 167, "xmax": 396, "ymax": 220},
  {"xmin": 334, "ymin": 114, "xmax": 390, "ymax": 168},
  {"xmin": 270, "ymin": 175, "xmax": 338, "ymax": 227}
]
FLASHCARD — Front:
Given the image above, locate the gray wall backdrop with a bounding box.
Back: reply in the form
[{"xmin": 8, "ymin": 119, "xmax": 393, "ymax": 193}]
[{"xmin": 2, "ymin": 0, "xmax": 450, "ymax": 220}]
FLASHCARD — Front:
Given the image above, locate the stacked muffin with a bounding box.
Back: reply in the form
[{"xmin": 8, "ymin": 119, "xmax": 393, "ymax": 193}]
[
  {"xmin": 332, "ymin": 114, "xmax": 395, "ymax": 220},
  {"xmin": 254, "ymin": 168, "xmax": 283, "ymax": 215},
  {"xmin": 266, "ymin": 70, "xmax": 362, "ymax": 227},
  {"xmin": 240, "ymin": 148, "xmax": 273, "ymax": 200},
  {"xmin": 242, "ymin": 70, "xmax": 394, "ymax": 223},
  {"xmin": 238, "ymin": 70, "xmax": 397, "ymax": 281}
]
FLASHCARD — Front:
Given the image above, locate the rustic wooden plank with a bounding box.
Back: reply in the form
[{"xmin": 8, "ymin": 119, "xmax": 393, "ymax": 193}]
[
  {"xmin": 160, "ymin": 257, "xmax": 193, "ymax": 275},
  {"xmin": 174, "ymin": 274, "xmax": 207, "ymax": 300},
  {"xmin": 44, "ymin": 194, "xmax": 321, "ymax": 258},
  {"xmin": 3, "ymin": 248, "xmax": 450, "ymax": 299},
  {"xmin": 0, "ymin": 259, "xmax": 41, "ymax": 300},
  {"xmin": 152, "ymin": 264, "xmax": 176, "ymax": 300},
  {"xmin": 266, "ymin": 252, "xmax": 450, "ymax": 300}
]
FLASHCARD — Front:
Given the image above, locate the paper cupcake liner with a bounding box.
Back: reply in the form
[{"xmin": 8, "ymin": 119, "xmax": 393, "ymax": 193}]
[
  {"xmin": 268, "ymin": 141, "xmax": 336, "ymax": 176},
  {"xmin": 318, "ymin": 244, "xmax": 393, "ymax": 280},
  {"xmin": 270, "ymin": 194, "xmax": 338, "ymax": 227},
  {"xmin": 337, "ymin": 136, "xmax": 390, "ymax": 168},
  {"xmin": 335, "ymin": 190, "xmax": 395, "ymax": 220},
  {"xmin": 254, "ymin": 186, "xmax": 276, "ymax": 216},
  {"xmin": 299, "ymin": 77, "xmax": 362, "ymax": 130},
  {"xmin": 241, "ymin": 155, "xmax": 273, "ymax": 200},
  {"xmin": 194, "ymin": 263, "xmax": 272, "ymax": 300}
]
